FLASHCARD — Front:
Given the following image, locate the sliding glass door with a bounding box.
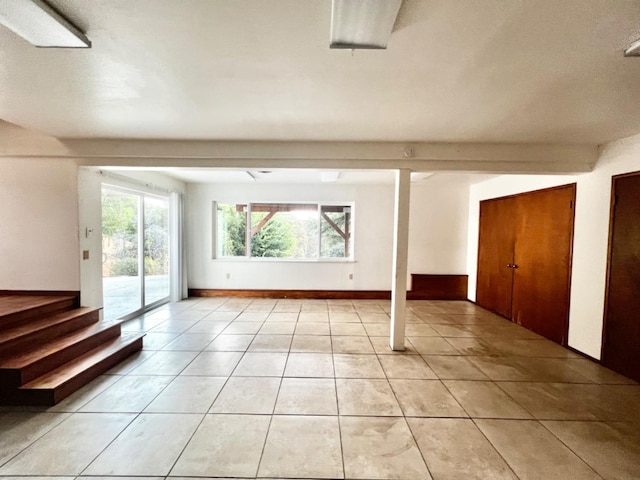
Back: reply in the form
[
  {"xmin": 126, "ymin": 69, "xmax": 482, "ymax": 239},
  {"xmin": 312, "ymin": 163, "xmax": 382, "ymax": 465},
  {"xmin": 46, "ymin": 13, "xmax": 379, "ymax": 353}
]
[
  {"xmin": 102, "ymin": 186, "xmax": 170, "ymax": 321},
  {"xmin": 143, "ymin": 195, "xmax": 170, "ymax": 305}
]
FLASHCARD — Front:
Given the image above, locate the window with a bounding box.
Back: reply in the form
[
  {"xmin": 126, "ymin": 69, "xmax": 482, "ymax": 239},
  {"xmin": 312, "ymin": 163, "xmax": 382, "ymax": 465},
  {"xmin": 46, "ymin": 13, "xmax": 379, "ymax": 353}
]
[{"xmin": 215, "ymin": 202, "xmax": 353, "ymax": 259}]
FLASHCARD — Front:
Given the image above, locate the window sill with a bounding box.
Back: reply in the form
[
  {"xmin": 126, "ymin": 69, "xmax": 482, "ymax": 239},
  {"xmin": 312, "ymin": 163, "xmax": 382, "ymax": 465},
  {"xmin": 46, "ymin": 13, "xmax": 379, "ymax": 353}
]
[{"xmin": 212, "ymin": 257, "xmax": 356, "ymax": 264}]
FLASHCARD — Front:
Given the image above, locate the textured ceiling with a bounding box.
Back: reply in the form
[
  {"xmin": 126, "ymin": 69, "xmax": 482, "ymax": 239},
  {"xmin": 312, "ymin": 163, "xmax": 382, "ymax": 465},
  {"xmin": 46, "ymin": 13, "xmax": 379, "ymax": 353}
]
[{"xmin": 1, "ymin": 0, "xmax": 640, "ymax": 144}]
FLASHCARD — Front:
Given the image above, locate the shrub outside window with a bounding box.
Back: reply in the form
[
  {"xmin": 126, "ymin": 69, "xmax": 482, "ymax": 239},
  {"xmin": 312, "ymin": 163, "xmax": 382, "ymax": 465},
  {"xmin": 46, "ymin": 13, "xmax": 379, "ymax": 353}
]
[{"xmin": 215, "ymin": 202, "xmax": 353, "ymax": 259}]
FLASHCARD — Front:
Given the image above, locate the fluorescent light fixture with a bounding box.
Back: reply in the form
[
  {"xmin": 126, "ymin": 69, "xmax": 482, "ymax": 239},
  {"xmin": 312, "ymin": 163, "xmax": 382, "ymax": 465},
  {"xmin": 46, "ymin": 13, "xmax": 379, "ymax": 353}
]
[
  {"xmin": 330, "ymin": 0, "xmax": 402, "ymax": 49},
  {"xmin": 321, "ymin": 171, "xmax": 341, "ymax": 183},
  {"xmin": 624, "ymin": 38, "xmax": 640, "ymax": 57},
  {"xmin": 0, "ymin": 0, "xmax": 90, "ymax": 48}
]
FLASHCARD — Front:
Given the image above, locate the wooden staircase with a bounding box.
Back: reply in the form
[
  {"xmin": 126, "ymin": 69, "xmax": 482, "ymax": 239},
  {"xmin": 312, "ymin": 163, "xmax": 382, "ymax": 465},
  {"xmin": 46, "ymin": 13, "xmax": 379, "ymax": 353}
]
[{"xmin": 0, "ymin": 294, "xmax": 144, "ymax": 405}]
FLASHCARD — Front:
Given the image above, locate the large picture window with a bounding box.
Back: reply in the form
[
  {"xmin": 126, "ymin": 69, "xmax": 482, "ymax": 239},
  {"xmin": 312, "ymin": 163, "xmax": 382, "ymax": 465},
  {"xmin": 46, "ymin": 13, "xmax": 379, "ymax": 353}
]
[{"xmin": 215, "ymin": 202, "xmax": 353, "ymax": 259}]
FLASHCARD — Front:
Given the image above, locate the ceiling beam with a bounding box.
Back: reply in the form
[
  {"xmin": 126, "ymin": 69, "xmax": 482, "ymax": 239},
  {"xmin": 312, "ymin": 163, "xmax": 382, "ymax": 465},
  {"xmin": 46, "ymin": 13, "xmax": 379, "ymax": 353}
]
[
  {"xmin": 0, "ymin": 124, "xmax": 596, "ymax": 174},
  {"xmin": 63, "ymin": 156, "xmax": 591, "ymax": 174},
  {"xmin": 64, "ymin": 140, "xmax": 596, "ymax": 173}
]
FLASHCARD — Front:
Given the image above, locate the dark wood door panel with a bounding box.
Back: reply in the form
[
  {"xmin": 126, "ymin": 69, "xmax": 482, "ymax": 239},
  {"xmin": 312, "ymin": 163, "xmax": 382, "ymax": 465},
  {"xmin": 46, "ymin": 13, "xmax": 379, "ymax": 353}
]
[
  {"xmin": 511, "ymin": 185, "xmax": 576, "ymax": 344},
  {"xmin": 603, "ymin": 173, "xmax": 640, "ymax": 382},
  {"xmin": 476, "ymin": 197, "xmax": 516, "ymax": 319},
  {"xmin": 476, "ymin": 184, "xmax": 575, "ymax": 346}
]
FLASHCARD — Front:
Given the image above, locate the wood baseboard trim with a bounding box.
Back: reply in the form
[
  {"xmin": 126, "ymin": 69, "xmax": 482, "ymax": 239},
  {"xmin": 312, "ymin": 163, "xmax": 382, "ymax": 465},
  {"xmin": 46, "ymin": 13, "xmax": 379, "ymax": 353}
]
[
  {"xmin": 190, "ymin": 289, "xmax": 475, "ymax": 301},
  {"xmin": 189, "ymin": 289, "xmax": 392, "ymax": 300},
  {"xmin": 190, "ymin": 275, "xmax": 471, "ymax": 300},
  {"xmin": 409, "ymin": 274, "xmax": 468, "ymax": 300}
]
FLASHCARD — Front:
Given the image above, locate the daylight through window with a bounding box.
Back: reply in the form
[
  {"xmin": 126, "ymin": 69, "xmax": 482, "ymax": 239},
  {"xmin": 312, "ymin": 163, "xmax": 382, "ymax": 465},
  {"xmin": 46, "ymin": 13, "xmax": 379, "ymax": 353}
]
[{"xmin": 215, "ymin": 202, "xmax": 353, "ymax": 259}]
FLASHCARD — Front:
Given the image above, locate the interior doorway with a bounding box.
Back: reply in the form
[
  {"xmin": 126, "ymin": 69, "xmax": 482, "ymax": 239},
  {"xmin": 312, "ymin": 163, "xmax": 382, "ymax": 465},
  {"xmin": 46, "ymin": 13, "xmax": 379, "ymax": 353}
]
[
  {"xmin": 602, "ymin": 171, "xmax": 640, "ymax": 382},
  {"xmin": 101, "ymin": 186, "xmax": 170, "ymax": 321}
]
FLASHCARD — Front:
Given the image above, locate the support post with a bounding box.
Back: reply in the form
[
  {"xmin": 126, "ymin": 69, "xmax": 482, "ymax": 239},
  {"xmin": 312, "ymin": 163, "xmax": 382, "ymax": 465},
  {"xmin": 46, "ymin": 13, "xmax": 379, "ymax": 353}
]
[{"xmin": 390, "ymin": 169, "xmax": 411, "ymax": 351}]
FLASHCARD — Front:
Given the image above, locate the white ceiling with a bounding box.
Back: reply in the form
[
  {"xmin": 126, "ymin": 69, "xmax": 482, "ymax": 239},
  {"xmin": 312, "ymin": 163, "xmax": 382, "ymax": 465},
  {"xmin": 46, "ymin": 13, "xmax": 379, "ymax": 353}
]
[
  {"xmin": 1, "ymin": 0, "xmax": 640, "ymax": 144},
  {"xmin": 109, "ymin": 167, "xmax": 396, "ymax": 184},
  {"xmin": 163, "ymin": 168, "xmax": 396, "ymax": 184},
  {"xmin": 108, "ymin": 167, "xmax": 492, "ymax": 186}
]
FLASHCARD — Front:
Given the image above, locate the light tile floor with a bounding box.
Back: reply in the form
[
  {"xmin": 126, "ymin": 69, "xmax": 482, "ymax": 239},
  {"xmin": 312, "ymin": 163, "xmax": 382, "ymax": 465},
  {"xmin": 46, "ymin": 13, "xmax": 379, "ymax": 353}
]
[{"xmin": 1, "ymin": 298, "xmax": 639, "ymax": 480}]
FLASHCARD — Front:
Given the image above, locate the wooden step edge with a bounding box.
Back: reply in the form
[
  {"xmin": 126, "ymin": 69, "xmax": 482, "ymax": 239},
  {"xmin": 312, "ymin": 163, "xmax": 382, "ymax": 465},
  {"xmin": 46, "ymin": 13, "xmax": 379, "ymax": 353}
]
[
  {"xmin": 0, "ymin": 320, "xmax": 121, "ymax": 367},
  {"xmin": 0, "ymin": 307, "xmax": 101, "ymax": 342},
  {"xmin": 16, "ymin": 334, "xmax": 145, "ymax": 405},
  {"xmin": 0, "ymin": 296, "xmax": 78, "ymax": 329},
  {"xmin": 0, "ymin": 295, "xmax": 77, "ymax": 315},
  {"xmin": 0, "ymin": 308, "xmax": 101, "ymax": 356},
  {"xmin": 0, "ymin": 323, "xmax": 123, "ymax": 387},
  {"xmin": 1, "ymin": 306, "xmax": 101, "ymax": 339}
]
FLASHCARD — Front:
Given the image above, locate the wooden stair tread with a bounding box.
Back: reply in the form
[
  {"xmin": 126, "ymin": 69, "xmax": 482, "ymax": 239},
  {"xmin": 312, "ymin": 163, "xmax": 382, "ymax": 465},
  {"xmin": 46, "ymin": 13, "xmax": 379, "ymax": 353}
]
[
  {"xmin": 20, "ymin": 333, "xmax": 145, "ymax": 390},
  {"xmin": 0, "ymin": 295, "xmax": 76, "ymax": 317},
  {"xmin": 0, "ymin": 307, "xmax": 100, "ymax": 343},
  {"xmin": 0, "ymin": 295, "xmax": 53, "ymax": 316},
  {"xmin": 0, "ymin": 321, "xmax": 120, "ymax": 369},
  {"xmin": 0, "ymin": 294, "xmax": 145, "ymax": 406}
]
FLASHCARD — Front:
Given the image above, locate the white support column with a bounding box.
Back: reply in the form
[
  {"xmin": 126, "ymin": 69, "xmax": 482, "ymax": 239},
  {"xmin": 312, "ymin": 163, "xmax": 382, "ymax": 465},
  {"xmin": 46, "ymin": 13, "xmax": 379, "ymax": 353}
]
[{"xmin": 390, "ymin": 168, "xmax": 411, "ymax": 351}]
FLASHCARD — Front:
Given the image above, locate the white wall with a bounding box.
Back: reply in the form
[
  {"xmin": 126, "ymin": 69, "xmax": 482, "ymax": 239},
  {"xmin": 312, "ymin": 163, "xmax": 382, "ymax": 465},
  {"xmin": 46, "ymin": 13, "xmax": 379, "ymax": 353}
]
[
  {"xmin": 466, "ymin": 132, "xmax": 640, "ymax": 359},
  {"xmin": 187, "ymin": 182, "xmax": 393, "ymax": 290},
  {"xmin": 78, "ymin": 169, "xmax": 103, "ymax": 306},
  {"xmin": 187, "ymin": 178, "xmax": 470, "ymax": 291},
  {"xmin": 569, "ymin": 135, "xmax": 640, "ymax": 359},
  {"xmin": 77, "ymin": 168, "xmax": 187, "ymax": 307},
  {"xmin": 409, "ymin": 176, "xmax": 470, "ymax": 277},
  {"xmin": 0, "ymin": 158, "xmax": 80, "ymax": 291}
]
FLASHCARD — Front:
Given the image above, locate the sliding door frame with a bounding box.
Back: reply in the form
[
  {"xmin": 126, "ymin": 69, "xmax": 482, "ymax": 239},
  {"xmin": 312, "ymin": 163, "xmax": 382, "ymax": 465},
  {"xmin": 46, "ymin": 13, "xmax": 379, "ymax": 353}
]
[{"xmin": 102, "ymin": 183, "xmax": 171, "ymax": 321}]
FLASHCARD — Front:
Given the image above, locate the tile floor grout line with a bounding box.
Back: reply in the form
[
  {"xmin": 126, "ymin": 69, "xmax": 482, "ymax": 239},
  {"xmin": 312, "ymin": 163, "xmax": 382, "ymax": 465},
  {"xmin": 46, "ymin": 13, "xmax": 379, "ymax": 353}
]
[
  {"xmin": 66, "ymin": 369, "xmax": 131, "ymax": 412},
  {"xmin": 437, "ymin": 376, "xmax": 473, "ymax": 419},
  {"xmin": 474, "ymin": 420, "xmax": 521, "ymax": 479},
  {"xmin": 0, "ymin": 409, "xmax": 73, "ymax": 470},
  {"xmin": 404, "ymin": 418, "xmax": 437, "ymax": 480},
  {"xmin": 76, "ymin": 409, "xmax": 142, "ymax": 477},
  {"xmin": 380, "ymin": 340, "xmax": 434, "ymax": 479},
  {"xmin": 491, "ymin": 379, "xmax": 539, "ymax": 420},
  {"xmin": 536, "ymin": 419, "xmax": 606, "ymax": 479},
  {"xmin": 332, "ymin": 338, "xmax": 347, "ymax": 480},
  {"xmin": 163, "ymin": 407, "xmax": 211, "ymax": 477},
  {"xmin": 253, "ymin": 319, "xmax": 294, "ymax": 479}
]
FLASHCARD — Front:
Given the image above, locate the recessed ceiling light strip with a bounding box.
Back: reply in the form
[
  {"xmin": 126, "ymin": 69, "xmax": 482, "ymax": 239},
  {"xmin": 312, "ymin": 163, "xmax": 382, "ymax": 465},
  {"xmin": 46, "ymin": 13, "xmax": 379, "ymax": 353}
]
[
  {"xmin": 330, "ymin": 0, "xmax": 402, "ymax": 49},
  {"xmin": 624, "ymin": 38, "xmax": 640, "ymax": 57},
  {"xmin": 0, "ymin": 0, "xmax": 90, "ymax": 48}
]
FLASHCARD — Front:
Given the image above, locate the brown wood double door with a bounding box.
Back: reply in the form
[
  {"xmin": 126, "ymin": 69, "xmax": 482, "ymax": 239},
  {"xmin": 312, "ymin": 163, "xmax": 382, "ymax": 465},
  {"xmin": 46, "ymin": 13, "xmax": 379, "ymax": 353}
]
[
  {"xmin": 476, "ymin": 184, "xmax": 576, "ymax": 344},
  {"xmin": 602, "ymin": 172, "xmax": 640, "ymax": 382}
]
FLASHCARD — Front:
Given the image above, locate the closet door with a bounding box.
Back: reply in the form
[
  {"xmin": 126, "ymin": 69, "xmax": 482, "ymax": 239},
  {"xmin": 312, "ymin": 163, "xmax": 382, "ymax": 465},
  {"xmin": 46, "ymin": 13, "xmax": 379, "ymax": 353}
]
[
  {"xmin": 510, "ymin": 185, "xmax": 576, "ymax": 345},
  {"xmin": 476, "ymin": 197, "xmax": 517, "ymax": 319},
  {"xmin": 602, "ymin": 172, "xmax": 640, "ymax": 382}
]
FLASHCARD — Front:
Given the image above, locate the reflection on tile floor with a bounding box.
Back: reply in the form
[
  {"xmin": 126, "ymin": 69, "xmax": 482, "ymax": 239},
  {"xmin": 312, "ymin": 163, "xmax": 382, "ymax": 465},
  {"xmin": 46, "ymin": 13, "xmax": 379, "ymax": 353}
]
[{"xmin": 1, "ymin": 298, "xmax": 639, "ymax": 480}]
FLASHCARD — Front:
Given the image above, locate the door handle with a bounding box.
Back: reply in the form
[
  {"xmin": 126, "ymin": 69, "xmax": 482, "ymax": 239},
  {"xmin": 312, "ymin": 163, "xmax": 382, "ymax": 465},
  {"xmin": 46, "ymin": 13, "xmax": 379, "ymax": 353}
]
[{"xmin": 506, "ymin": 264, "xmax": 520, "ymax": 269}]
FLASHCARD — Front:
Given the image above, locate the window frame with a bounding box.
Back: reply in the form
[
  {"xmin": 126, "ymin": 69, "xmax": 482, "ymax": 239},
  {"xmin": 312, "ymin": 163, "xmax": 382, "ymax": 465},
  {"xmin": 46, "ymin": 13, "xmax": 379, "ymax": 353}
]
[{"xmin": 212, "ymin": 201, "xmax": 355, "ymax": 262}]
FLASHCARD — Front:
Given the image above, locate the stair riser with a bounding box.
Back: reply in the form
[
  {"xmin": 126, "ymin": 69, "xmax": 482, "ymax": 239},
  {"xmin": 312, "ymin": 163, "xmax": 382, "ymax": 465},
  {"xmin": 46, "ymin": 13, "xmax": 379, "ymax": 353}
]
[
  {"xmin": 53, "ymin": 337, "xmax": 143, "ymax": 403},
  {"xmin": 0, "ymin": 324, "xmax": 122, "ymax": 388},
  {"xmin": 0, "ymin": 311, "xmax": 100, "ymax": 358},
  {"xmin": 0, "ymin": 298, "xmax": 77, "ymax": 330},
  {"xmin": 4, "ymin": 337, "xmax": 144, "ymax": 406},
  {"xmin": 0, "ymin": 371, "xmax": 21, "ymax": 391}
]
